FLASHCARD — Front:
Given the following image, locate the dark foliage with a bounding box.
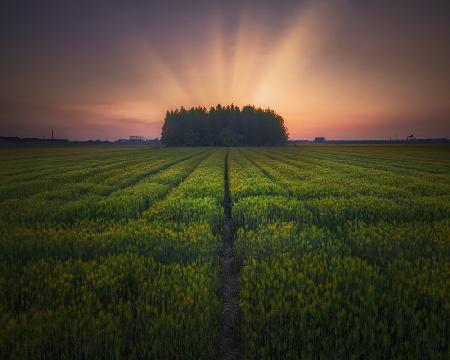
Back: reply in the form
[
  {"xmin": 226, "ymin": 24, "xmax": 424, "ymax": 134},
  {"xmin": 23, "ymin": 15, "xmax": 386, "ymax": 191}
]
[{"xmin": 161, "ymin": 104, "xmax": 288, "ymax": 146}]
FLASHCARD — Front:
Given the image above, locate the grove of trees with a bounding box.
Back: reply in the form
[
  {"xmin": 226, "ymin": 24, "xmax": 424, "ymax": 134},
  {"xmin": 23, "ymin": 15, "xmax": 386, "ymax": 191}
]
[{"xmin": 161, "ymin": 104, "xmax": 288, "ymax": 146}]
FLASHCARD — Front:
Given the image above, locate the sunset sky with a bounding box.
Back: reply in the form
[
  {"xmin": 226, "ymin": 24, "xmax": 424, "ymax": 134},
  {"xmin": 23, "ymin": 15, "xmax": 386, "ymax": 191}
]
[{"xmin": 1, "ymin": 0, "xmax": 449, "ymax": 140}]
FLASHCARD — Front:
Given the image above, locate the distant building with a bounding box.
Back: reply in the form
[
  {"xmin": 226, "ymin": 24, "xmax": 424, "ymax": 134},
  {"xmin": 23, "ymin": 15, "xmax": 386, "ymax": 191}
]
[
  {"xmin": 314, "ymin": 137, "xmax": 326, "ymax": 143},
  {"xmin": 287, "ymin": 140, "xmax": 311, "ymax": 144},
  {"xmin": 114, "ymin": 137, "xmax": 161, "ymax": 145},
  {"xmin": 130, "ymin": 135, "xmax": 146, "ymax": 141}
]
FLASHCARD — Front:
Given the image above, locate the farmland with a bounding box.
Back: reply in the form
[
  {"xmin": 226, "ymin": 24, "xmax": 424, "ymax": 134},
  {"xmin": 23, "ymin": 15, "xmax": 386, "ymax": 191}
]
[{"xmin": 0, "ymin": 144, "xmax": 449, "ymax": 358}]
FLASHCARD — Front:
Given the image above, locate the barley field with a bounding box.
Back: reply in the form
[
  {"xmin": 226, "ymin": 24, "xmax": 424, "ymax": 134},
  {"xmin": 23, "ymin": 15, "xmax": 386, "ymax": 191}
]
[{"xmin": 0, "ymin": 145, "xmax": 449, "ymax": 358}]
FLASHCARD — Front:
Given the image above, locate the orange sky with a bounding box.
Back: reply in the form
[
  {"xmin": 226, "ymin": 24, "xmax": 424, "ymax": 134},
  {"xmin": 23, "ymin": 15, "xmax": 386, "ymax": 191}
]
[{"xmin": 1, "ymin": 0, "xmax": 449, "ymax": 140}]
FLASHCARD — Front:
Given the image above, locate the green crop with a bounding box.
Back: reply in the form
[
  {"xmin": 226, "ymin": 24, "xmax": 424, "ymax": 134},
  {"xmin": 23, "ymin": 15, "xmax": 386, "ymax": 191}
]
[
  {"xmin": 1, "ymin": 144, "xmax": 449, "ymax": 358},
  {"xmin": 0, "ymin": 146, "xmax": 223, "ymax": 358},
  {"xmin": 232, "ymin": 146, "xmax": 450, "ymax": 358}
]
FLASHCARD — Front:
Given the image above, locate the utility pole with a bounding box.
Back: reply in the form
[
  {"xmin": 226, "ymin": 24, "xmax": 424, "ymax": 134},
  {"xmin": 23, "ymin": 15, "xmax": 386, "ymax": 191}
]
[{"xmin": 51, "ymin": 129, "xmax": 54, "ymax": 141}]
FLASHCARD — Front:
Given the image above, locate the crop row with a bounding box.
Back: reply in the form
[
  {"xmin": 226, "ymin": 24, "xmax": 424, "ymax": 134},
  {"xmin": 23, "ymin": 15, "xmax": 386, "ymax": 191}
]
[
  {"xmin": 0, "ymin": 148, "xmax": 226, "ymax": 358},
  {"xmin": 0, "ymin": 147, "xmax": 203, "ymax": 201},
  {"xmin": 1, "ymin": 145, "xmax": 448, "ymax": 358},
  {"xmin": 0, "ymin": 150, "xmax": 208, "ymax": 228},
  {"xmin": 231, "ymin": 147, "xmax": 450, "ymax": 358}
]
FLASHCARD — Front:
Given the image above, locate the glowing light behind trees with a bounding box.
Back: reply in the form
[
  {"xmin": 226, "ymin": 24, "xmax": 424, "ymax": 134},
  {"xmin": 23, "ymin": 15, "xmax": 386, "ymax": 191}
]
[{"xmin": 0, "ymin": 0, "xmax": 449, "ymax": 140}]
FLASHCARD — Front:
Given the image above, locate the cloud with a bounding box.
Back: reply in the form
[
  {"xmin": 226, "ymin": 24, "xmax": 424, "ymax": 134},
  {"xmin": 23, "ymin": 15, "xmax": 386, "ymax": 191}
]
[
  {"xmin": 0, "ymin": 0, "xmax": 449, "ymax": 139},
  {"xmin": 0, "ymin": 99, "xmax": 162, "ymax": 140}
]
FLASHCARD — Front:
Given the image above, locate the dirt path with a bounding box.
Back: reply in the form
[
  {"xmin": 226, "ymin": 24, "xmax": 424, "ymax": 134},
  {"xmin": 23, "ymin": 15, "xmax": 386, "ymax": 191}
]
[{"xmin": 217, "ymin": 149, "xmax": 241, "ymax": 360}]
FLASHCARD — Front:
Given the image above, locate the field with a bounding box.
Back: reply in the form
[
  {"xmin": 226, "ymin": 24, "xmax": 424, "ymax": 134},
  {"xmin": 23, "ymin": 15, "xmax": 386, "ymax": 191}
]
[{"xmin": 0, "ymin": 144, "xmax": 449, "ymax": 358}]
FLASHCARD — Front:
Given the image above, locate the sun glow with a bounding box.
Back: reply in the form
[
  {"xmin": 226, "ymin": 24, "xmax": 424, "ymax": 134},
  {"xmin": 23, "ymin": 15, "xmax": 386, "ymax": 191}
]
[
  {"xmin": 2, "ymin": 1, "xmax": 449, "ymax": 140},
  {"xmin": 100, "ymin": 1, "xmax": 448, "ymax": 140},
  {"xmin": 111, "ymin": 3, "xmax": 322, "ymax": 136}
]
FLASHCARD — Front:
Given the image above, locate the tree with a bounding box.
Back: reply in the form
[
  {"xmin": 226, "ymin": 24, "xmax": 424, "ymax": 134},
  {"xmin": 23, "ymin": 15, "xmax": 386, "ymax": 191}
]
[{"xmin": 161, "ymin": 104, "xmax": 288, "ymax": 146}]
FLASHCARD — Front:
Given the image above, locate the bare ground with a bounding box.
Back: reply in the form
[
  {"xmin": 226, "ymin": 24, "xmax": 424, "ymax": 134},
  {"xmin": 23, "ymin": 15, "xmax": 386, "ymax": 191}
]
[{"xmin": 217, "ymin": 149, "xmax": 241, "ymax": 360}]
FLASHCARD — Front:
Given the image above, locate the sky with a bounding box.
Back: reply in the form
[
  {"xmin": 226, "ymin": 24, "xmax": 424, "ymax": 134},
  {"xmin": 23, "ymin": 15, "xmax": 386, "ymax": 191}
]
[{"xmin": 1, "ymin": 0, "xmax": 449, "ymax": 140}]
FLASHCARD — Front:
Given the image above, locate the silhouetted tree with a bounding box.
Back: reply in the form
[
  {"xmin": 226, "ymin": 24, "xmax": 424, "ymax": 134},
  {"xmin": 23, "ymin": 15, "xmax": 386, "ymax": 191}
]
[{"xmin": 161, "ymin": 104, "xmax": 288, "ymax": 146}]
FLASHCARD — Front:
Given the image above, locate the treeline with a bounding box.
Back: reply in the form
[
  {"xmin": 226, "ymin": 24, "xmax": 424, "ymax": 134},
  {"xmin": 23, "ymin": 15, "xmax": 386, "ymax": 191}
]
[{"xmin": 161, "ymin": 104, "xmax": 288, "ymax": 146}]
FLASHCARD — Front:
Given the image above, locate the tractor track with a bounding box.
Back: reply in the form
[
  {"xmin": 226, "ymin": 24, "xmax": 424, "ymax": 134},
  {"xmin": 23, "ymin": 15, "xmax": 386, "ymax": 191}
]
[{"xmin": 217, "ymin": 148, "xmax": 241, "ymax": 360}]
